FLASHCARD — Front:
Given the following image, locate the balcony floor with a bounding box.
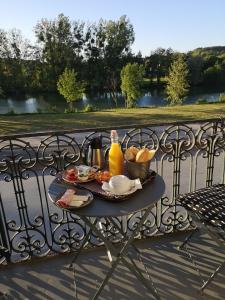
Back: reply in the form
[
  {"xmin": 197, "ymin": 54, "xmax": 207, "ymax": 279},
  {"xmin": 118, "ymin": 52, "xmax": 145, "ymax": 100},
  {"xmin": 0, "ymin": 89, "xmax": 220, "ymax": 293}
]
[{"xmin": 0, "ymin": 231, "xmax": 225, "ymax": 300}]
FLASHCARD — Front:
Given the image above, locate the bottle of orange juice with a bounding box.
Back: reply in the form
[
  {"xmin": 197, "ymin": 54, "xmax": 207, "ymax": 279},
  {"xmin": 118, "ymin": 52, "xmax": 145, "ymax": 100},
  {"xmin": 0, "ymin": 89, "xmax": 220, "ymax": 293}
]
[{"xmin": 109, "ymin": 130, "xmax": 124, "ymax": 176}]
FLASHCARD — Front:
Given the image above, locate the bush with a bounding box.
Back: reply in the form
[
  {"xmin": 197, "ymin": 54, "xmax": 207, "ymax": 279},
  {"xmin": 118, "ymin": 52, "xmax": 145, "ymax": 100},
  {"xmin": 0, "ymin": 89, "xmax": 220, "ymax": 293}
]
[
  {"xmin": 6, "ymin": 109, "xmax": 16, "ymax": 115},
  {"xmin": 196, "ymin": 98, "xmax": 207, "ymax": 104},
  {"xmin": 46, "ymin": 105, "xmax": 58, "ymax": 113},
  {"xmin": 219, "ymin": 93, "xmax": 225, "ymax": 103},
  {"xmin": 83, "ymin": 104, "xmax": 95, "ymax": 112},
  {"xmin": 64, "ymin": 107, "xmax": 78, "ymax": 113},
  {"xmin": 36, "ymin": 108, "xmax": 43, "ymax": 114}
]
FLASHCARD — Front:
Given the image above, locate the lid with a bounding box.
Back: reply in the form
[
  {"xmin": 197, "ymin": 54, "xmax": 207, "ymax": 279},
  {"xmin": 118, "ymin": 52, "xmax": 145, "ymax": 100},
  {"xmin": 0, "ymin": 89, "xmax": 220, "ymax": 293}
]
[
  {"xmin": 90, "ymin": 137, "xmax": 102, "ymax": 149},
  {"xmin": 110, "ymin": 130, "xmax": 118, "ymax": 138}
]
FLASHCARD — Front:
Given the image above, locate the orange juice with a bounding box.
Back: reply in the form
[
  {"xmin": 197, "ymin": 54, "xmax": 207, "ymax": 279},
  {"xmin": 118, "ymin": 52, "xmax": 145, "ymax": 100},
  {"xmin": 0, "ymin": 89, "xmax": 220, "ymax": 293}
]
[{"xmin": 109, "ymin": 130, "xmax": 124, "ymax": 176}]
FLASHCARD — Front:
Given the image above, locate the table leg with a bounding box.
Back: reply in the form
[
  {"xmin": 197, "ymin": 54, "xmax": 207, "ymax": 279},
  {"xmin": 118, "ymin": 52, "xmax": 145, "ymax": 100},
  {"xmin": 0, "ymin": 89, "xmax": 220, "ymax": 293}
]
[
  {"xmin": 79, "ymin": 206, "xmax": 162, "ymax": 300},
  {"xmin": 69, "ymin": 217, "xmax": 98, "ymax": 268},
  {"xmin": 122, "ymin": 254, "xmax": 162, "ymax": 300},
  {"xmin": 105, "ymin": 218, "xmax": 161, "ymax": 299},
  {"xmin": 107, "ymin": 216, "xmax": 158, "ymax": 288},
  {"xmin": 98, "ymin": 220, "xmax": 113, "ymax": 263},
  {"xmin": 106, "ymin": 216, "xmax": 141, "ymax": 254}
]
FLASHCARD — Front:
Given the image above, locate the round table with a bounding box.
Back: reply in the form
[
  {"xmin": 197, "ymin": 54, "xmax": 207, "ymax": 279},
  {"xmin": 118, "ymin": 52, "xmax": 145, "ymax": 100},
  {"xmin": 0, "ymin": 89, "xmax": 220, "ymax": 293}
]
[
  {"xmin": 48, "ymin": 173, "xmax": 165, "ymax": 300},
  {"xmin": 48, "ymin": 173, "xmax": 165, "ymax": 217}
]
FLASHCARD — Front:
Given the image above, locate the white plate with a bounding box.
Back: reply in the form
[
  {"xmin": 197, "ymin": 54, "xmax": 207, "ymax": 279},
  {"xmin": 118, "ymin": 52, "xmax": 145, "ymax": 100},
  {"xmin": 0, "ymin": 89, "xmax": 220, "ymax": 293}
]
[{"xmin": 56, "ymin": 189, "xmax": 94, "ymax": 209}]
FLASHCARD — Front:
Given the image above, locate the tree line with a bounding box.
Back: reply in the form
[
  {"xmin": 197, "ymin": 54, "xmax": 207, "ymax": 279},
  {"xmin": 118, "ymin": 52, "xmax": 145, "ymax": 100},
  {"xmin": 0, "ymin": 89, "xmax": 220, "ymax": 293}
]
[{"xmin": 0, "ymin": 13, "xmax": 225, "ymax": 100}]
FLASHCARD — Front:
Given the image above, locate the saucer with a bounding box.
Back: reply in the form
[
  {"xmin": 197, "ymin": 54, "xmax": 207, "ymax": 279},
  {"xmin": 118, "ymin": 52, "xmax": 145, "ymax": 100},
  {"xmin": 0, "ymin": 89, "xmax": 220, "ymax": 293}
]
[{"xmin": 102, "ymin": 182, "xmax": 141, "ymax": 196}]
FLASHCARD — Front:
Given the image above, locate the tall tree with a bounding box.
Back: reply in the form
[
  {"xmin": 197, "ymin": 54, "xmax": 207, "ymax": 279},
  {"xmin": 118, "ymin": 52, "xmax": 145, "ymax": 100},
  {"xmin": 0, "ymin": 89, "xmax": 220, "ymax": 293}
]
[
  {"xmin": 165, "ymin": 55, "xmax": 190, "ymax": 105},
  {"xmin": 145, "ymin": 48, "xmax": 174, "ymax": 84},
  {"xmin": 34, "ymin": 14, "xmax": 87, "ymax": 91},
  {"xmin": 0, "ymin": 29, "xmax": 33, "ymax": 93},
  {"xmin": 95, "ymin": 15, "xmax": 135, "ymax": 100},
  {"xmin": 187, "ymin": 55, "xmax": 204, "ymax": 85},
  {"xmin": 121, "ymin": 63, "xmax": 144, "ymax": 108}
]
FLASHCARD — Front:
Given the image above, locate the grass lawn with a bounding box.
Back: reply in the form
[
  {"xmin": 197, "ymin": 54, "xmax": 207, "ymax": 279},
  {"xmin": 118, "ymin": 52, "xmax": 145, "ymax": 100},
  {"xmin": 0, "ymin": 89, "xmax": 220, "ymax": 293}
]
[{"xmin": 0, "ymin": 103, "xmax": 225, "ymax": 135}]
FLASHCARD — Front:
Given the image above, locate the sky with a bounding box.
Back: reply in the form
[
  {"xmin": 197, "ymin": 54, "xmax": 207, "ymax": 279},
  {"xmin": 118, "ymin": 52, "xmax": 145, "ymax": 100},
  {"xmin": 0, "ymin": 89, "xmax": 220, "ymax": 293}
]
[{"xmin": 0, "ymin": 0, "xmax": 225, "ymax": 56}]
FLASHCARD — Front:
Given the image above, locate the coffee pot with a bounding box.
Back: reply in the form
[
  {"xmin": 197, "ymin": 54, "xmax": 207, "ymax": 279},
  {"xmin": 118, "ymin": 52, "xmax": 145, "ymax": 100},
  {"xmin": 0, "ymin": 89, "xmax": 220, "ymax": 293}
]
[{"xmin": 87, "ymin": 137, "xmax": 105, "ymax": 169}]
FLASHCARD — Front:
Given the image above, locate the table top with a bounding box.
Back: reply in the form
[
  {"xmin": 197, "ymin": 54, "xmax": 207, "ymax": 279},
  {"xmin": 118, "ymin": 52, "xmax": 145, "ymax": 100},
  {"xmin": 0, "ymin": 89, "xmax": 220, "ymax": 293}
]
[{"xmin": 48, "ymin": 174, "xmax": 165, "ymax": 217}]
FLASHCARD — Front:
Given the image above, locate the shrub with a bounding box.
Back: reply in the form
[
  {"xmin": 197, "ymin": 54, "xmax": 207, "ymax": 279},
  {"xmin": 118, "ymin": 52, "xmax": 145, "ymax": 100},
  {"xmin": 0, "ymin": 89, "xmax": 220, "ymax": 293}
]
[
  {"xmin": 6, "ymin": 109, "xmax": 16, "ymax": 115},
  {"xmin": 219, "ymin": 93, "xmax": 225, "ymax": 103},
  {"xmin": 64, "ymin": 107, "xmax": 78, "ymax": 113},
  {"xmin": 83, "ymin": 104, "xmax": 95, "ymax": 112},
  {"xmin": 196, "ymin": 98, "xmax": 207, "ymax": 104},
  {"xmin": 46, "ymin": 105, "xmax": 58, "ymax": 113}
]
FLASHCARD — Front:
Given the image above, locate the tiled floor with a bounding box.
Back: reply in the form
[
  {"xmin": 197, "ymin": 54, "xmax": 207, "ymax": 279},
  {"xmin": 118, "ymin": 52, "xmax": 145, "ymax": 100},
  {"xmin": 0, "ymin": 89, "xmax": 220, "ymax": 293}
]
[{"xmin": 0, "ymin": 231, "xmax": 225, "ymax": 300}]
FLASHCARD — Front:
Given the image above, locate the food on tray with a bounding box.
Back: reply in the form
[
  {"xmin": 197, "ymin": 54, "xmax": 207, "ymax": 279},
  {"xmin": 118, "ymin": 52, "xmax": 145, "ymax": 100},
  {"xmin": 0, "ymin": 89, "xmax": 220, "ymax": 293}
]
[
  {"xmin": 125, "ymin": 146, "xmax": 156, "ymax": 163},
  {"xmin": 95, "ymin": 170, "xmax": 111, "ymax": 183},
  {"xmin": 64, "ymin": 165, "xmax": 97, "ymax": 182},
  {"xmin": 77, "ymin": 165, "xmax": 97, "ymax": 181},
  {"xmin": 147, "ymin": 149, "xmax": 156, "ymax": 161},
  {"xmin": 102, "ymin": 175, "xmax": 142, "ymax": 195},
  {"xmin": 65, "ymin": 168, "xmax": 78, "ymax": 181},
  {"xmin": 124, "ymin": 146, "xmax": 140, "ymax": 161},
  {"xmin": 78, "ymin": 167, "xmax": 89, "ymax": 181},
  {"xmin": 135, "ymin": 148, "xmax": 151, "ymax": 163},
  {"xmin": 56, "ymin": 188, "xmax": 90, "ymax": 207}
]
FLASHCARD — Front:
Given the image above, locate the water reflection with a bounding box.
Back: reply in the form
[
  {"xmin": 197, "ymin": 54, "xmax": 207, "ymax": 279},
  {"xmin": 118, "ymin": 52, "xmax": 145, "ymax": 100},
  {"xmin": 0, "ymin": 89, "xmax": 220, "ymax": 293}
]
[
  {"xmin": 0, "ymin": 89, "xmax": 222, "ymax": 114},
  {"xmin": 138, "ymin": 91, "xmax": 166, "ymax": 107}
]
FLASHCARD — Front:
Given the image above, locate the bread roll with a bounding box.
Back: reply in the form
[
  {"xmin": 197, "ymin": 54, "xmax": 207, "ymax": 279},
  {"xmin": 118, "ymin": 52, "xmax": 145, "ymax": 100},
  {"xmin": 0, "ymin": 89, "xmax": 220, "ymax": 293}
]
[
  {"xmin": 130, "ymin": 146, "xmax": 139, "ymax": 156},
  {"xmin": 125, "ymin": 148, "xmax": 136, "ymax": 161},
  {"xmin": 136, "ymin": 148, "xmax": 150, "ymax": 162},
  {"xmin": 148, "ymin": 149, "xmax": 156, "ymax": 160}
]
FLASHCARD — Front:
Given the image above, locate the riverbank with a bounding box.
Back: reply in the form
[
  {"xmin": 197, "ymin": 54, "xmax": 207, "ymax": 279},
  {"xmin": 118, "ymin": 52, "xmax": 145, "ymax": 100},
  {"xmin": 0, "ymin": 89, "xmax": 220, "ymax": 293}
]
[
  {"xmin": 1, "ymin": 87, "xmax": 225, "ymax": 114},
  {"xmin": 0, "ymin": 103, "xmax": 225, "ymax": 135}
]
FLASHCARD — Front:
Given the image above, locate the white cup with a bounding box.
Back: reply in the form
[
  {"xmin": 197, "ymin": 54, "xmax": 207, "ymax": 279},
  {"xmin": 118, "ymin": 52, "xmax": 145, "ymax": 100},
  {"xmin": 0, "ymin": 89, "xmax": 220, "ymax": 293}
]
[{"xmin": 108, "ymin": 175, "xmax": 133, "ymax": 194}]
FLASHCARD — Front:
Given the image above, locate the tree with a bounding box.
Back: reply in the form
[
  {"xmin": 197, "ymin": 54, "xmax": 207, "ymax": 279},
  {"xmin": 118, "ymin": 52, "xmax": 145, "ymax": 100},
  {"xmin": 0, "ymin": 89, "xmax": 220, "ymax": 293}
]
[
  {"xmin": 121, "ymin": 63, "xmax": 144, "ymax": 107},
  {"xmin": 57, "ymin": 68, "xmax": 85, "ymax": 109},
  {"xmin": 187, "ymin": 55, "xmax": 204, "ymax": 85},
  {"xmin": 0, "ymin": 86, "xmax": 4, "ymax": 97},
  {"xmin": 94, "ymin": 16, "xmax": 135, "ymax": 101},
  {"xmin": 144, "ymin": 48, "xmax": 174, "ymax": 84},
  {"xmin": 203, "ymin": 64, "xmax": 225, "ymax": 86},
  {"xmin": 0, "ymin": 29, "xmax": 36, "ymax": 93},
  {"xmin": 165, "ymin": 55, "xmax": 190, "ymax": 105},
  {"xmin": 35, "ymin": 14, "xmax": 87, "ymax": 91}
]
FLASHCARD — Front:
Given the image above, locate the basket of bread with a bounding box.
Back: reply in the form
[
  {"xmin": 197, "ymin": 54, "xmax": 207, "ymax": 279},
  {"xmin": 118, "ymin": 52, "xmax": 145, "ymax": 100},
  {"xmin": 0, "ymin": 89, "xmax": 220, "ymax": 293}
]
[{"xmin": 125, "ymin": 146, "xmax": 156, "ymax": 181}]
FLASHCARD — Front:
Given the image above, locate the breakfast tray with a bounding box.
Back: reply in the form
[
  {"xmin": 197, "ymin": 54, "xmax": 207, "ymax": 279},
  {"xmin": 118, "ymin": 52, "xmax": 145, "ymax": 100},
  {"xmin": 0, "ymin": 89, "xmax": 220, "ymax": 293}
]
[{"xmin": 57, "ymin": 171, "xmax": 156, "ymax": 202}]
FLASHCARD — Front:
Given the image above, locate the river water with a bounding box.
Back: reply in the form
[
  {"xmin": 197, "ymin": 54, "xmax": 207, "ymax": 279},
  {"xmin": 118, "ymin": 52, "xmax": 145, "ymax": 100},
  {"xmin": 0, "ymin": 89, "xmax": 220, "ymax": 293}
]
[{"xmin": 0, "ymin": 88, "xmax": 223, "ymax": 114}]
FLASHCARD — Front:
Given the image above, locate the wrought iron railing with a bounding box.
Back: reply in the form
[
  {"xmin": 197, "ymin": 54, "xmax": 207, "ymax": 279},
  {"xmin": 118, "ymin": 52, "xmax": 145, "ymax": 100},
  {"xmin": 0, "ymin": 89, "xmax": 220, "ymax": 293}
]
[{"xmin": 0, "ymin": 118, "xmax": 224, "ymax": 264}]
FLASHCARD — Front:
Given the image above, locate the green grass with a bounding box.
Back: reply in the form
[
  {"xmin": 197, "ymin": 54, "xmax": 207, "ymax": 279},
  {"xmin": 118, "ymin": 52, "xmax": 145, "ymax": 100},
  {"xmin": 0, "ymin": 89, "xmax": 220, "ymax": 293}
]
[{"xmin": 0, "ymin": 103, "xmax": 225, "ymax": 135}]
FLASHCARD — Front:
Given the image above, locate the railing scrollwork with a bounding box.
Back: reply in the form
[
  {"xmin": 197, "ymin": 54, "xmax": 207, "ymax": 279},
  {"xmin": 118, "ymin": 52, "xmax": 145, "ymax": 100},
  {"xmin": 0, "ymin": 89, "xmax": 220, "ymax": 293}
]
[{"xmin": 0, "ymin": 118, "xmax": 224, "ymax": 264}]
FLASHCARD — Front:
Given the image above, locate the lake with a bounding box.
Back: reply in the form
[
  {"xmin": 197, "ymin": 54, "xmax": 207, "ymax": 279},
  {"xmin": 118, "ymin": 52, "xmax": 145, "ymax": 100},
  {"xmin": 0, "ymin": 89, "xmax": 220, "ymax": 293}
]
[{"xmin": 0, "ymin": 88, "xmax": 224, "ymax": 114}]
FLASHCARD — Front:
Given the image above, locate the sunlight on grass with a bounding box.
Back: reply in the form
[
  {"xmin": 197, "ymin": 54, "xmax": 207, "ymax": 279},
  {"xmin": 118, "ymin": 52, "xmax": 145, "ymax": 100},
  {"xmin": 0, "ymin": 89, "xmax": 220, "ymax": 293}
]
[{"xmin": 0, "ymin": 103, "xmax": 224, "ymax": 135}]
